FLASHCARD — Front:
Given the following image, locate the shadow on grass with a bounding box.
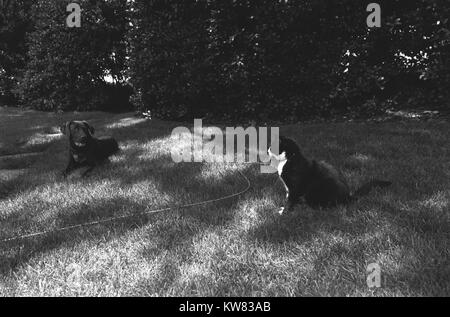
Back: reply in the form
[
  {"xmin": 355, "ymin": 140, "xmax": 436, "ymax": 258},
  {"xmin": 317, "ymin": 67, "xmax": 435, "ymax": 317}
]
[
  {"xmin": 0, "ymin": 112, "xmax": 253, "ymax": 279},
  {"xmin": 0, "ymin": 116, "xmax": 173, "ymax": 200},
  {"xmin": 378, "ymin": 199, "xmax": 450, "ymax": 295},
  {"xmin": 243, "ymin": 160, "xmax": 449, "ymax": 295},
  {"xmin": 0, "ymin": 108, "xmax": 102, "ymax": 156},
  {"xmin": 241, "ymin": 162, "xmax": 363, "ymax": 244},
  {"xmin": 0, "ymin": 197, "xmax": 149, "ymax": 275},
  {"xmin": 0, "ymin": 115, "xmax": 183, "ymax": 273},
  {"xmin": 1, "ymin": 112, "xmax": 449, "ymax": 295},
  {"xmin": 0, "ymin": 153, "xmax": 252, "ymax": 277}
]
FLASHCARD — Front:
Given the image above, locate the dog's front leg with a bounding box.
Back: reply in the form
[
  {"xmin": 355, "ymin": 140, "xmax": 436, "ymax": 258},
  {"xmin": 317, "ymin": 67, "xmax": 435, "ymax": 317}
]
[
  {"xmin": 278, "ymin": 194, "xmax": 297, "ymax": 215},
  {"xmin": 279, "ymin": 194, "xmax": 297, "ymax": 215},
  {"xmin": 279, "ymin": 186, "xmax": 300, "ymax": 215},
  {"xmin": 278, "ymin": 189, "xmax": 289, "ymax": 215},
  {"xmin": 81, "ymin": 164, "xmax": 96, "ymax": 178},
  {"xmin": 62, "ymin": 156, "xmax": 77, "ymax": 178}
]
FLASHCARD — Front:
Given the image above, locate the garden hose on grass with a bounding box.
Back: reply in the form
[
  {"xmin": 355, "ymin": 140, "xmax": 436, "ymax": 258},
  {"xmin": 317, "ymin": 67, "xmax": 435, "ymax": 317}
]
[{"xmin": 0, "ymin": 165, "xmax": 251, "ymax": 244}]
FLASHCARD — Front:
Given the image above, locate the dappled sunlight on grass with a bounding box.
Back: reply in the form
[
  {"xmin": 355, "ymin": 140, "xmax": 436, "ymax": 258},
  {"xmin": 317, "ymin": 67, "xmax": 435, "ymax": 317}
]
[
  {"xmin": 233, "ymin": 196, "xmax": 279, "ymax": 233},
  {"xmin": 0, "ymin": 107, "xmax": 449, "ymax": 296},
  {"xmin": 22, "ymin": 132, "xmax": 62, "ymax": 147},
  {"xmin": 105, "ymin": 117, "xmax": 148, "ymax": 129},
  {"xmin": 345, "ymin": 153, "xmax": 374, "ymax": 169},
  {"xmin": 419, "ymin": 191, "xmax": 449, "ymax": 212}
]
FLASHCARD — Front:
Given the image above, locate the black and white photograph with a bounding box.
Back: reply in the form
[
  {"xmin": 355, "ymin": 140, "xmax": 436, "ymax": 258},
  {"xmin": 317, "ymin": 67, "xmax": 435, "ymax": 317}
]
[{"xmin": 0, "ymin": 0, "xmax": 449, "ymax": 300}]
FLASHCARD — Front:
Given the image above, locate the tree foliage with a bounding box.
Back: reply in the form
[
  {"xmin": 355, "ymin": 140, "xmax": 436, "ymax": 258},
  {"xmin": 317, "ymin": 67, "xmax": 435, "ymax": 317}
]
[
  {"xmin": 0, "ymin": 0, "xmax": 32, "ymax": 105},
  {"xmin": 1, "ymin": 0, "xmax": 449, "ymax": 118},
  {"xmin": 331, "ymin": 0, "xmax": 450, "ymax": 116},
  {"xmin": 15, "ymin": 0, "xmax": 131, "ymax": 112},
  {"xmin": 129, "ymin": 0, "xmax": 450, "ymax": 121}
]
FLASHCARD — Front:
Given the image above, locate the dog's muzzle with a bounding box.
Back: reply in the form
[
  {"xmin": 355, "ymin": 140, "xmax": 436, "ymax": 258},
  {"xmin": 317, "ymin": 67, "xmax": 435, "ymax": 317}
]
[{"xmin": 73, "ymin": 137, "xmax": 88, "ymax": 147}]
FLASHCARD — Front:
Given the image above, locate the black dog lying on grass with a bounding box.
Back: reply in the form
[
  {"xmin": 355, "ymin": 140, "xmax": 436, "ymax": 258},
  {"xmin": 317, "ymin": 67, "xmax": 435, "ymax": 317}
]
[
  {"xmin": 60, "ymin": 121, "xmax": 119, "ymax": 178},
  {"xmin": 268, "ymin": 136, "xmax": 392, "ymax": 214}
]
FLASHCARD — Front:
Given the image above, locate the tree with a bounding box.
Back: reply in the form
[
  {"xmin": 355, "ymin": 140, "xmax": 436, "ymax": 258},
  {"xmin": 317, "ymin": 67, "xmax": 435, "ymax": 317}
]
[
  {"xmin": 16, "ymin": 0, "xmax": 131, "ymax": 112},
  {"xmin": 0, "ymin": 0, "xmax": 32, "ymax": 105},
  {"xmin": 129, "ymin": 0, "xmax": 450, "ymax": 121},
  {"xmin": 128, "ymin": 0, "xmax": 211, "ymax": 119},
  {"xmin": 331, "ymin": 0, "xmax": 450, "ymax": 115}
]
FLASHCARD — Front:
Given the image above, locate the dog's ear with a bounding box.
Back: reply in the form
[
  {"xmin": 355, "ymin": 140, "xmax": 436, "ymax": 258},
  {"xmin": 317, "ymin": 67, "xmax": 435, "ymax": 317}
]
[
  {"xmin": 60, "ymin": 121, "xmax": 71, "ymax": 135},
  {"xmin": 82, "ymin": 121, "xmax": 95, "ymax": 135}
]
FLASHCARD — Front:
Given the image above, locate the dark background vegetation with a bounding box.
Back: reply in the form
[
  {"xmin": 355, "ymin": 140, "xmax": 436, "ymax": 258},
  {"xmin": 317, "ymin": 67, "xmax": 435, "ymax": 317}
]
[{"xmin": 1, "ymin": 0, "xmax": 449, "ymax": 120}]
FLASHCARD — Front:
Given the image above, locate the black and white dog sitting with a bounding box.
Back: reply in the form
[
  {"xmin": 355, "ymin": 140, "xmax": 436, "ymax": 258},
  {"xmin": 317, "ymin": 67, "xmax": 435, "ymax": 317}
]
[
  {"xmin": 268, "ymin": 136, "xmax": 391, "ymax": 214},
  {"xmin": 60, "ymin": 121, "xmax": 119, "ymax": 178}
]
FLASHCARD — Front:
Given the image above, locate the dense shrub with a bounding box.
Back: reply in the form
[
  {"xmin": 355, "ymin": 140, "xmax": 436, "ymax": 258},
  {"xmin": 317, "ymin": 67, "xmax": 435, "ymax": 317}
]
[
  {"xmin": 129, "ymin": 0, "xmax": 450, "ymax": 121},
  {"xmin": 2, "ymin": 0, "xmax": 448, "ymax": 118},
  {"xmin": 128, "ymin": 0, "xmax": 211, "ymax": 119},
  {"xmin": 0, "ymin": 0, "xmax": 32, "ymax": 105},
  {"xmin": 129, "ymin": 0, "xmax": 354, "ymax": 121},
  {"xmin": 330, "ymin": 0, "xmax": 450, "ymax": 116},
  {"xmin": 97, "ymin": 82, "xmax": 134, "ymax": 113},
  {"xmin": 15, "ymin": 0, "xmax": 129, "ymax": 112}
]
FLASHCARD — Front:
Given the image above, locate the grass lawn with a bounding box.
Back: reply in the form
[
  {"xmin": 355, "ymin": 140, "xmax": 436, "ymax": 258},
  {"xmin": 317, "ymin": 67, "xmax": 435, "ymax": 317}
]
[{"xmin": 0, "ymin": 106, "xmax": 449, "ymax": 296}]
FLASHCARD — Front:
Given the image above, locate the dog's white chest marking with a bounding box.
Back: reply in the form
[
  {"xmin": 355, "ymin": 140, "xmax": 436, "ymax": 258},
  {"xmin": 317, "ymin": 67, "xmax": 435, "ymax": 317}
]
[
  {"xmin": 268, "ymin": 148, "xmax": 289, "ymax": 193},
  {"xmin": 277, "ymin": 159, "xmax": 289, "ymax": 194},
  {"xmin": 277, "ymin": 159, "xmax": 287, "ymax": 176},
  {"xmin": 72, "ymin": 153, "xmax": 86, "ymax": 163}
]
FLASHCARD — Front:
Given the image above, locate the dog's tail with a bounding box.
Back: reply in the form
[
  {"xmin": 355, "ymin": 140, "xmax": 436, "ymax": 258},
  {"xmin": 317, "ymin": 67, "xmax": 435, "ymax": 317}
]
[{"xmin": 352, "ymin": 179, "xmax": 392, "ymax": 199}]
